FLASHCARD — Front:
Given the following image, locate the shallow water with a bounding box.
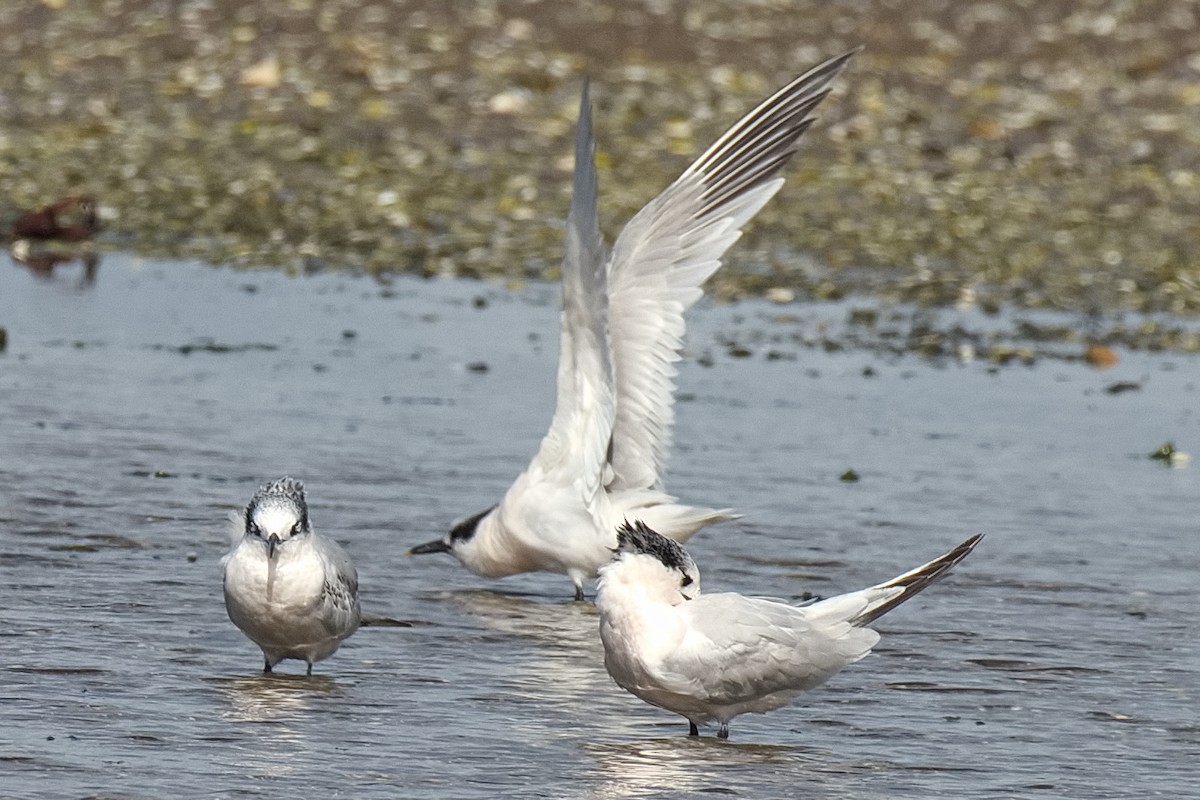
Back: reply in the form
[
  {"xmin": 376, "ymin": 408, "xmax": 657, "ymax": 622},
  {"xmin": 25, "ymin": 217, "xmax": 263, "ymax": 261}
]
[{"xmin": 1, "ymin": 253, "xmax": 1197, "ymax": 799}]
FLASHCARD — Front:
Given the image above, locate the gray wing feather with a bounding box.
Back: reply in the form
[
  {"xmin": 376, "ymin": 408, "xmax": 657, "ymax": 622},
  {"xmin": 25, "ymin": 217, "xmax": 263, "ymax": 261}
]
[
  {"xmin": 224, "ymin": 510, "xmax": 244, "ymax": 549},
  {"xmin": 529, "ymin": 79, "xmax": 614, "ymax": 510},
  {"xmin": 659, "ymin": 591, "xmax": 875, "ymax": 703},
  {"xmin": 318, "ymin": 536, "xmax": 361, "ymax": 635},
  {"xmin": 605, "ymin": 51, "xmax": 856, "ymax": 492},
  {"xmin": 848, "ymin": 533, "xmax": 983, "ymax": 626}
]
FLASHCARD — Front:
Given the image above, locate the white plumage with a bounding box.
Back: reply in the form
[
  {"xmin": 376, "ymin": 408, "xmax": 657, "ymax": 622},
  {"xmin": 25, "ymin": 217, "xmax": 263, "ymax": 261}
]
[
  {"xmin": 410, "ymin": 52, "xmax": 858, "ymax": 599},
  {"xmin": 596, "ymin": 521, "xmax": 982, "ymax": 739},
  {"xmin": 222, "ymin": 477, "xmax": 360, "ymax": 674}
]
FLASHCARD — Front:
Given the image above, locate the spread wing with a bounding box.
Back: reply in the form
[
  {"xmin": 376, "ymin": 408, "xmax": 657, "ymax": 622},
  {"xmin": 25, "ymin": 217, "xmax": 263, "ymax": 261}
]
[
  {"xmin": 527, "ymin": 79, "xmax": 614, "ymax": 512},
  {"xmin": 605, "ymin": 51, "xmax": 856, "ymax": 491}
]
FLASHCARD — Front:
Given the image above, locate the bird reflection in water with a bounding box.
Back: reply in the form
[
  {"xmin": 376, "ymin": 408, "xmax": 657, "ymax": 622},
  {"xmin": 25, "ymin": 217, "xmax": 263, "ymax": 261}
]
[
  {"xmin": 213, "ymin": 672, "xmax": 342, "ymax": 723},
  {"xmin": 8, "ymin": 195, "xmax": 102, "ymax": 286},
  {"xmin": 447, "ymin": 589, "xmax": 600, "ymax": 649},
  {"xmin": 583, "ymin": 738, "xmax": 838, "ymax": 800},
  {"xmin": 10, "ymin": 242, "xmax": 100, "ymax": 286},
  {"xmin": 445, "ymin": 589, "xmax": 611, "ymax": 713},
  {"xmin": 210, "ymin": 673, "xmax": 344, "ymax": 778}
]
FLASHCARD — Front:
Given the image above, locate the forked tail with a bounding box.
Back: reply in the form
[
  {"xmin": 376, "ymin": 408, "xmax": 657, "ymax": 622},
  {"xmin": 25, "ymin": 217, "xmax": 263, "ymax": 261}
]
[{"xmin": 850, "ymin": 534, "xmax": 983, "ymax": 627}]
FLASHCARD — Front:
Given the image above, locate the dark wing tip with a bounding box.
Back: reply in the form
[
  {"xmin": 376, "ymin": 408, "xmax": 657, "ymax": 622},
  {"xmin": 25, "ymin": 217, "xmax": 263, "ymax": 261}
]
[
  {"xmin": 575, "ymin": 76, "xmax": 594, "ymax": 164},
  {"xmin": 852, "ymin": 533, "xmax": 984, "ymax": 626},
  {"xmin": 689, "ymin": 48, "xmax": 859, "ymax": 216},
  {"xmin": 893, "ymin": 533, "xmax": 984, "ymax": 591}
]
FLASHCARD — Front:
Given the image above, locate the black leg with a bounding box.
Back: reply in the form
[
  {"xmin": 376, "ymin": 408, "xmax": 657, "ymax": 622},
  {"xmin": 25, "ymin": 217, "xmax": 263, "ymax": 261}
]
[
  {"xmin": 574, "ymin": 584, "xmax": 585, "ymax": 602},
  {"xmin": 717, "ymin": 724, "xmax": 729, "ymax": 740},
  {"xmin": 306, "ymin": 662, "xmax": 313, "ymax": 676},
  {"xmin": 689, "ymin": 722, "xmax": 699, "ymax": 736},
  {"xmin": 263, "ymin": 659, "xmax": 272, "ymax": 674}
]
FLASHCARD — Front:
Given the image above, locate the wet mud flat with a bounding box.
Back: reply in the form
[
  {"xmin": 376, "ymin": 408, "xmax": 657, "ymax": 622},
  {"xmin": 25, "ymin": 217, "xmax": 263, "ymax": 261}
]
[
  {"xmin": 4, "ymin": 1, "xmax": 1200, "ymax": 333},
  {"xmin": 1, "ymin": 254, "xmax": 1197, "ymax": 798}
]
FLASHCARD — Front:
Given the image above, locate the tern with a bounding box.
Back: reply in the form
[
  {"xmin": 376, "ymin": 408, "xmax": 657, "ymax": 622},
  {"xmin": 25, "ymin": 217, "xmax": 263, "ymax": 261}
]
[
  {"xmin": 222, "ymin": 477, "xmax": 361, "ymax": 674},
  {"xmin": 409, "ymin": 51, "xmax": 857, "ymax": 599},
  {"xmin": 596, "ymin": 521, "xmax": 982, "ymax": 739}
]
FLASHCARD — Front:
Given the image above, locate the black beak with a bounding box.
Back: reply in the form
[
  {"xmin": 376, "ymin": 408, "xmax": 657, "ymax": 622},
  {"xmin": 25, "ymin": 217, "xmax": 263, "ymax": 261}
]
[
  {"xmin": 408, "ymin": 538, "xmax": 451, "ymax": 556},
  {"xmin": 267, "ymin": 534, "xmax": 281, "ymax": 558}
]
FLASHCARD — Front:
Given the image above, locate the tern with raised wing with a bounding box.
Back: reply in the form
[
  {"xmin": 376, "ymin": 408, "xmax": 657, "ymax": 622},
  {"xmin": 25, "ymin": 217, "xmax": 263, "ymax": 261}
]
[
  {"xmin": 597, "ymin": 521, "xmax": 982, "ymax": 739},
  {"xmin": 409, "ymin": 52, "xmax": 857, "ymax": 599}
]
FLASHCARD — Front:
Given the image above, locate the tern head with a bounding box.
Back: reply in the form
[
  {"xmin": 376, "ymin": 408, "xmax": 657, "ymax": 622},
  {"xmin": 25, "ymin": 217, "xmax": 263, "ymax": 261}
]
[
  {"xmin": 408, "ymin": 505, "xmax": 496, "ymax": 560},
  {"xmin": 611, "ymin": 520, "xmax": 701, "ymax": 601},
  {"xmin": 243, "ymin": 477, "xmax": 311, "ymax": 559}
]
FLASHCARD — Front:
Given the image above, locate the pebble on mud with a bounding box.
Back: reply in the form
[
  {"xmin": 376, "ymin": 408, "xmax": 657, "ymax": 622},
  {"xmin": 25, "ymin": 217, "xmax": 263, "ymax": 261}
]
[
  {"xmin": 1084, "ymin": 344, "xmax": 1120, "ymax": 369},
  {"xmin": 239, "ymin": 56, "xmax": 281, "ymax": 89}
]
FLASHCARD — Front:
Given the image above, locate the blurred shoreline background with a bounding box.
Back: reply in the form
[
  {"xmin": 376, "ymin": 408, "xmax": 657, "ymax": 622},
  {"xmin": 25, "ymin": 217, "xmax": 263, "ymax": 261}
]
[{"xmin": 3, "ymin": 1, "xmax": 1200, "ymax": 328}]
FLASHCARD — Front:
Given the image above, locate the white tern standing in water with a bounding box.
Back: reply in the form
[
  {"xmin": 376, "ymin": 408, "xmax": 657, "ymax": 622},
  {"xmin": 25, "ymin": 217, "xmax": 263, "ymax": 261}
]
[
  {"xmin": 596, "ymin": 521, "xmax": 982, "ymax": 739},
  {"xmin": 223, "ymin": 477, "xmax": 360, "ymax": 674},
  {"xmin": 409, "ymin": 51, "xmax": 859, "ymax": 599}
]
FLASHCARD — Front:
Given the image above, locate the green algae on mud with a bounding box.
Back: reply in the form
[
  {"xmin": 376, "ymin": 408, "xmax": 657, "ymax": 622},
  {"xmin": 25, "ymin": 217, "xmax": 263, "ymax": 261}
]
[{"xmin": 4, "ymin": 0, "xmax": 1200, "ymax": 331}]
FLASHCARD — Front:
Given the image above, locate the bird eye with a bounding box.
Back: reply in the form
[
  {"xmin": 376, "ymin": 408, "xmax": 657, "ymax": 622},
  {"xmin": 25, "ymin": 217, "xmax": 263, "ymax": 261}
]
[
  {"xmin": 680, "ymin": 574, "xmax": 694, "ymax": 588},
  {"xmin": 247, "ymin": 521, "xmax": 262, "ymax": 537},
  {"xmin": 290, "ymin": 522, "xmax": 301, "ymax": 536}
]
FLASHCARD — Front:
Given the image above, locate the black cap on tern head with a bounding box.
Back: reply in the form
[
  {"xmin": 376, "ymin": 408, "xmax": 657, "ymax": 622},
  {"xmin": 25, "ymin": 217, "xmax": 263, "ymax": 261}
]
[
  {"xmin": 616, "ymin": 520, "xmax": 697, "ymax": 577},
  {"xmin": 449, "ymin": 505, "xmax": 496, "ymax": 544}
]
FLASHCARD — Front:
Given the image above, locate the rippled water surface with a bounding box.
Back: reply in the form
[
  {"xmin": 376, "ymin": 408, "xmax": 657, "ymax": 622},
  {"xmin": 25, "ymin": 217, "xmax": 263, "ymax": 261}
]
[{"xmin": 1, "ymin": 254, "xmax": 1197, "ymax": 798}]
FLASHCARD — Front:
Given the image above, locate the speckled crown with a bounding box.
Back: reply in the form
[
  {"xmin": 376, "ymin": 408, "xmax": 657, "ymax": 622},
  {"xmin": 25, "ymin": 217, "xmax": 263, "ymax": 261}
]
[
  {"xmin": 245, "ymin": 476, "xmax": 309, "ymax": 530},
  {"xmin": 616, "ymin": 519, "xmax": 696, "ymax": 575}
]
